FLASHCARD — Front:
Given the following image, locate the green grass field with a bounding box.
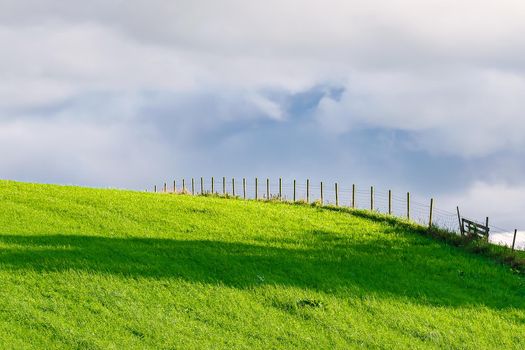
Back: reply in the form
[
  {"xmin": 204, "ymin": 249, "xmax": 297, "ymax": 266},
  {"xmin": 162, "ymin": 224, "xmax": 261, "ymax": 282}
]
[{"xmin": 0, "ymin": 180, "xmax": 524, "ymax": 349}]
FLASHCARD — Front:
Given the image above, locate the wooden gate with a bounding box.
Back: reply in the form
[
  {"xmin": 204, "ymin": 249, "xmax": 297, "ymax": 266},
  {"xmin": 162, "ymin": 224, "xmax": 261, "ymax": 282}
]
[{"xmin": 457, "ymin": 207, "xmax": 489, "ymax": 238}]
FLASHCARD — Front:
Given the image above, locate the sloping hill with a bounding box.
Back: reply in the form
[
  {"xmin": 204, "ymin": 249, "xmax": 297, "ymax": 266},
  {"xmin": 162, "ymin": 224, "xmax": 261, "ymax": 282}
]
[{"xmin": 0, "ymin": 180, "xmax": 523, "ymax": 349}]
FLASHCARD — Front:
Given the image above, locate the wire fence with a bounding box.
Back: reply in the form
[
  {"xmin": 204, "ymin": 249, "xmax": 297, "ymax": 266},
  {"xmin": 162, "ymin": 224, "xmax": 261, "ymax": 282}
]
[{"xmin": 152, "ymin": 177, "xmax": 524, "ymax": 251}]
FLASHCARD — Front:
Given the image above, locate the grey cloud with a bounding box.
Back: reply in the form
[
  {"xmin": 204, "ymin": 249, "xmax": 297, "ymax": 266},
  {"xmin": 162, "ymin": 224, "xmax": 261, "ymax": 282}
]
[{"xmin": 314, "ymin": 68, "xmax": 525, "ymax": 157}]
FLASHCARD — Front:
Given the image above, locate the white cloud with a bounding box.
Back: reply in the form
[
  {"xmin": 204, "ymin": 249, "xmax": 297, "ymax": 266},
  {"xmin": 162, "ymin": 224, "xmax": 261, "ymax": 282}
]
[
  {"xmin": 0, "ymin": 116, "xmax": 168, "ymax": 187},
  {"xmin": 2, "ymin": 0, "xmax": 524, "ymax": 65},
  {"xmin": 0, "ymin": 22, "xmax": 204, "ymax": 112},
  {"xmin": 490, "ymin": 231, "xmax": 525, "ymax": 251},
  {"xmin": 439, "ymin": 182, "xmax": 525, "ymax": 230},
  {"xmin": 247, "ymin": 94, "xmax": 285, "ymax": 121},
  {"xmin": 315, "ymin": 68, "xmax": 525, "ymax": 156},
  {"xmin": 1, "ymin": 1, "xmax": 524, "ymax": 157}
]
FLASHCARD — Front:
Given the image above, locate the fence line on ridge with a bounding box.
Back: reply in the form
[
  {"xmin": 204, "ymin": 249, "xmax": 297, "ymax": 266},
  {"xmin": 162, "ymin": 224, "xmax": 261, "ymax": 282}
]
[{"xmin": 151, "ymin": 177, "xmax": 523, "ymax": 251}]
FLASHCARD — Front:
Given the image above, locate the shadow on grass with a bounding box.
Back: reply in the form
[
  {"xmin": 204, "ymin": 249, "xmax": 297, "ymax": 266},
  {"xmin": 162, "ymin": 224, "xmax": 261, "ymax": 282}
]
[
  {"xmin": 0, "ymin": 232, "xmax": 523, "ymax": 311},
  {"xmin": 322, "ymin": 206, "xmax": 525, "ymax": 273}
]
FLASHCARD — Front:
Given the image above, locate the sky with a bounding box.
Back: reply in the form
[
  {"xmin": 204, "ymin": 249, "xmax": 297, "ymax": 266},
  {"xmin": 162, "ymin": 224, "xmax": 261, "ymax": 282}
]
[{"xmin": 1, "ymin": 0, "xmax": 524, "ymax": 233}]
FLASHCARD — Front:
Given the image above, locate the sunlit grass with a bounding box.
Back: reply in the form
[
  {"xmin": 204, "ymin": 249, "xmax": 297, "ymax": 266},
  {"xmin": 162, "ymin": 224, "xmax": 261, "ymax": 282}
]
[{"xmin": 0, "ymin": 180, "xmax": 523, "ymax": 349}]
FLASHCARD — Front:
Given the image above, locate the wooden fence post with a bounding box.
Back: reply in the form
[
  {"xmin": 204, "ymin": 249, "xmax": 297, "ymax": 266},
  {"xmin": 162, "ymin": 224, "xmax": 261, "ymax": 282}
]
[
  {"xmin": 370, "ymin": 186, "xmax": 374, "ymax": 211},
  {"xmin": 457, "ymin": 206, "xmax": 463, "ymax": 235},
  {"xmin": 293, "ymin": 179, "xmax": 296, "ymax": 202},
  {"xmin": 429, "ymin": 198, "xmax": 434, "ymax": 228},
  {"xmin": 388, "ymin": 190, "xmax": 392, "ymax": 215},
  {"xmin": 200, "ymin": 177, "xmax": 204, "ymax": 195},
  {"xmin": 211, "ymin": 177, "xmax": 214, "ymax": 194},
  {"xmin": 154, "ymin": 185, "xmax": 157, "ymax": 193},
  {"xmin": 243, "ymin": 178, "xmax": 246, "ymax": 199},
  {"xmin": 407, "ymin": 192, "xmax": 410, "ymax": 220},
  {"xmin": 352, "ymin": 184, "xmax": 355, "ymax": 209},
  {"xmin": 255, "ymin": 178, "xmax": 258, "ymax": 200},
  {"xmin": 183, "ymin": 179, "xmax": 186, "ymax": 193},
  {"xmin": 485, "ymin": 217, "xmax": 490, "ymax": 241},
  {"xmin": 266, "ymin": 178, "xmax": 270, "ymax": 200},
  {"xmin": 320, "ymin": 181, "xmax": 323, "ymax": 205},
  {"xmin": 306, "ymin": 179, "xmax": 310, "ymax": 203},
  {"xmin": 512, "ymin": 229, "xmax": 517, "ymax": 251},
  {"xmin": 334, "ymin": 182, "xmax": 339, "ymax": 207},
  {"xmin": 164, "ymin": 182, "xmax": 167, "ymax": 193},
  {"xmin": 279, "ymin": 178, "xmax": 282, "ymax": 200},
  {"xmin": 232, "ymin": 178, "xmax": 235, "ymax": 197},
  {"xmin": 191, "ymin": 178, "xmax": 195, "ymax": 195},
  {"xmin": 222, "ymin": 177, "xmax": 226, "ymax": 195},
  {"xmin": 173, "ymin": 180, "xmax": 176, "ymax": 193},
  {"xmin": 335, "ymin": 183, "xmax": 339, "ymax": 207}
]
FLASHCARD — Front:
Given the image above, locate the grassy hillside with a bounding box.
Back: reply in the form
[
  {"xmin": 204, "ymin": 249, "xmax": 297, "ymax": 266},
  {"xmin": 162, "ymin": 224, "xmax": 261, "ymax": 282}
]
[{"xmin": 0, "ymin": 180, "xmax": 524, "ymax": 349}]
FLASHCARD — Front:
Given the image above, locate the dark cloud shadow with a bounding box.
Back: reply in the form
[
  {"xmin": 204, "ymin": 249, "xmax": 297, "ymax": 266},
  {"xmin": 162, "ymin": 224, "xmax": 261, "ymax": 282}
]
[{"xmin": 0, "ymin": 232, "xmax": 522, "ymax": 311}]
